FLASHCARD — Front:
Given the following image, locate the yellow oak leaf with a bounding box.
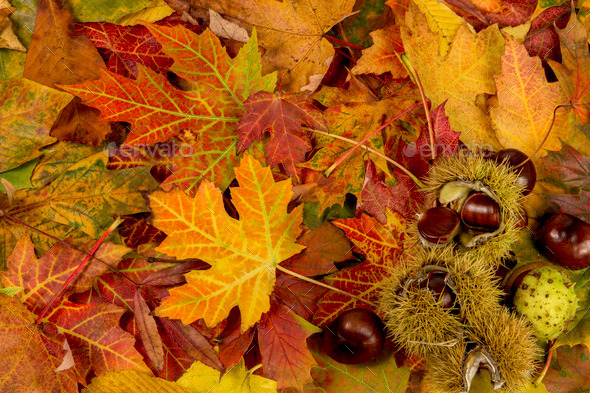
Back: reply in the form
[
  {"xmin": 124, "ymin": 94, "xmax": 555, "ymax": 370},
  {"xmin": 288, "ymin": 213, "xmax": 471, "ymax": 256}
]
[
  {"xmin": 491, "ymin": 35, "xmax": 570, "ymax": 159},
  {"xmin": 177, "ymin": 360, "xmax": 277, "ymax": 393},
  {"xmin": 401, "ymin": 0, "xmax": 505, "ymax": 150},
  {"xmin": 151, "ymin": 153, "xmax": 304, "ymax": 330}
]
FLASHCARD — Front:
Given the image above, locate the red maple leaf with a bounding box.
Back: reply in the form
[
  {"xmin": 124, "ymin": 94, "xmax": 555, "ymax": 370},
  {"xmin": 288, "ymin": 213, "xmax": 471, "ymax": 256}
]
[
  {"xmin": 74, "ymin": 15, "xmax": 204, "ymax": 78},
  {"xmin": 361, "ymin": 159, "xmax": 423, "ymax": 221},
  {"xmin": 237, "ymin": 91, "xmax": 327, "ymax": 179},
  {"xmin": 257, "ymin": 299, "xmax": 320, "ymax": 391},
  {"xmin": 313, "ymin": 213, "xmax": 405, "ymax": 326},
  {"xmin": 46, "ymin": 300, "xmax": 149, "ymax": 382}
]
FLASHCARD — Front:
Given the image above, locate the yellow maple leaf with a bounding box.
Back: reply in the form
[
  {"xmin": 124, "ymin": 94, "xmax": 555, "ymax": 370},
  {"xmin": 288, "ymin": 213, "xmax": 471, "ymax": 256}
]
[
  {"xmin": 401, "ymin": 0, "xmax": 505, "ymax": 150},
  {"xmin": 491, "ymin": 35, "xmax": 570, "ymax": 158},
  {"xmin": 177, "ymin": 360, "xmax": 277, "ymax": 393},
  {"xmin": 151, "ymin": 153, "xmax": 304, "ymax": 330}
]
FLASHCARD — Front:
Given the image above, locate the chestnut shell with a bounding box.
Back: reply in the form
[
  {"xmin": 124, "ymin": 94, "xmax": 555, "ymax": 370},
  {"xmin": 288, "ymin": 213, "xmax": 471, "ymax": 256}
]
[
  {"xmin": 322, "ymin": 308, "xmax": 385, "ymax": 364},
  {"xmin": 537, "ymin": 213, "xmax": 590, "ymax": 270}
]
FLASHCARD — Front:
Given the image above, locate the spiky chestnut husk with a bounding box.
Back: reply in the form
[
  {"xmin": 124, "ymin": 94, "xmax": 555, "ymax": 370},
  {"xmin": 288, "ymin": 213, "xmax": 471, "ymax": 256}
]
[
  {"xmin": 425, "ymin": 310, "xmax": 539, "ymax": 393},
  {"xmin": 378, "ymin": 246, "xmax": 503, "ymax": 356},
  {"xmin": 513, "ymin": 266, "xmax": 579, "ymax": 341},
  {"xmin": 469, "ymin": 308, "xmax": 540, "ymax": 392},
  {"xmin": 414, "ymin": 154, "xmax": 526, "ymax": 267}
]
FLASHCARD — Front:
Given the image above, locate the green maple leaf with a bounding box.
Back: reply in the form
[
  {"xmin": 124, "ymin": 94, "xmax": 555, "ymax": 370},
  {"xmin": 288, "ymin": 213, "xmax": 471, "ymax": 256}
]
[
  {"xmin": 60, "ymin": 26, "xmax": 276, "ymax": 193},
  {"xmin": 0, "ymin": 151, "xmax": 156, "ymax": 268}
]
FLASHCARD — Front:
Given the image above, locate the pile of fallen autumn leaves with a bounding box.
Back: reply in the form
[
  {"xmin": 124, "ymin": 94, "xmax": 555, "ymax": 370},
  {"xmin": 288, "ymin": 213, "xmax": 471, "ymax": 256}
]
[{"xmin": 1, "ymin": 0, "xmax": 590, "ymax": 392}]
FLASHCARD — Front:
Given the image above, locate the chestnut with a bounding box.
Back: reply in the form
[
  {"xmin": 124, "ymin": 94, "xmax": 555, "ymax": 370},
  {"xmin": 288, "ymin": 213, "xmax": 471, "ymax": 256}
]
[
  {"xmin": 322, "ymin": 308, "xmax": 385, "ymax": 364},
  {"xmin": 537, "ymin": 213, "xmax": 590, "ymax": 270},
  {"xmin": 490, "ymin": 149, "xmax": 536, "ymax": 195},
  {"xmin": 460, "ymin": 192, "xmax": 501, "ymax": 232},
  {"xmin": 417, "ymin": 206, "xmax": 461, "ymax": 244},
  {"xmin": 420, "ymin": 270, "xmax": 456, "ymax": 308}
]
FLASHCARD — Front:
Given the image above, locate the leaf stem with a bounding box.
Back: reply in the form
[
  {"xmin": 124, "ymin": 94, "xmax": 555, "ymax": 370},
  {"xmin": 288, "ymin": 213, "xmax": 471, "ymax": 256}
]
[
  {"xmin": 323, "ymin": 102, "xmax": 421, "ymax": 178},
  {"xmin": 402, "ymin": 54, "xmax": 435, "ymax": 161},
  {"xmin": 534, "ymin": 339, "xmax": 556, "ymax": 386},
  {"xmin": 324, "ymin": 35, "xmax": 365, "ymax": 50},
  {"xmin": 304, "ymin": 129, "xmax": 426, "ymax": 189},
  {"xmin": 276, "ymin": 265, "xmax": 379, "ymax": 308},
  {"xmin": 514, "ymin": 104, "xmax": 571, "ymax": 168},
  {"xmin": 35, "ymin": 218, "xmax": 124, "ymax": 324},
  {"xmin": 249, "ymin": 364, "xmax": 263, "ymax": 374}
]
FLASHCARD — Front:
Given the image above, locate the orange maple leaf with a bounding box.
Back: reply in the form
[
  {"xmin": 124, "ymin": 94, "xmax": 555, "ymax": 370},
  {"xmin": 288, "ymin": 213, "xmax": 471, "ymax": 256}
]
[{"xmin": 151, "ymin": 153, "xmax": 304, "ymax": 330}]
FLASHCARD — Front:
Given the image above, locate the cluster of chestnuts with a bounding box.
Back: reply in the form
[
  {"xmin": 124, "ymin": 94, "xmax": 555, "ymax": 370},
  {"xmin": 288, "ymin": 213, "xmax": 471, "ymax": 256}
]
[
  {"xmin": 416, "ymin": 149, "xmax": 534, "ymax": 264},
  {"xmin": 380, "ymin": 149, "xmax": 544, "ymax": 393},
  {"xmin": 318, "ymin": 147, "xmax": 589, "ymax": 393}
]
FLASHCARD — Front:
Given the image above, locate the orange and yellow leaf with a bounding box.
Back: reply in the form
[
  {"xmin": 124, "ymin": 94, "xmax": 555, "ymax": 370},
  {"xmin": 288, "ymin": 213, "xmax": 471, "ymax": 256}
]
[{"xmin": 151, "ymin": 153, "xmax": 304, "ymax": 330}]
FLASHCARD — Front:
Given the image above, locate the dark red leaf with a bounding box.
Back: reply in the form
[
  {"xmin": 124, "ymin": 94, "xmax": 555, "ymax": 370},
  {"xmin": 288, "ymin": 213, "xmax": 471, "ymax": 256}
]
[
  {"xmin": 524, "ymin": 5, "xmax": 570, "ymax": 62},
  {"xmin": 133, "ymin": 288, "xmax": 164, "ymax": 371},
  {"xmin": 74, "ymin": 16, "xmax": 204, "ymax": 78},
  {"xmin": 362, "ymin": 159, "xmax": 423, "ymax": 221},
  {"xmin": 118, "ymin": 213, "xmax": 167, "ymax": 248},
  {"xmin": 237, "ymin": 91, "xmax": 327, "ymax": 179},
  {"xmin": 273, "ymin": 274, "xmax": 329, "ymax": 321},
  {"xmin": 257, "ymin": 300, "xmax": 320, "ymax": 391},
  {"xmin": 281, "ymin": 222, "xmax": 352, "ymax": 276},
  {"xmin": 478, "ymin": 0, "xmax": 536, "ymax": 27},
  {"xmin": 216, "ymin": 307, "xmax": 256, "ymax": 369},
  {"xmin": 542, "ymin": 142, "xmax": 590, "ymax": 193},
  {"xmin": 123, "ymin": 315, "xmax": 195, "ymax": 380},
  {"xmin": 140, "ymin": 260, "xmax": 209, "ymax": 286},
  {"xmin": 159, "ymin": 317, "xmax": 224, "ymax": 372},
  {"xmin": 547, "ymin": 192, "xmax": 590, "ymax": 223}
]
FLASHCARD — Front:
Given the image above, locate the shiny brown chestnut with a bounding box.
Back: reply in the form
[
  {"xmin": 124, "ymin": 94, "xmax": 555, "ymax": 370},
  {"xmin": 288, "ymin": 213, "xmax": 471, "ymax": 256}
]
[
  {"xmin": 420, "ymin": 270, "xmax": 456, "ymax": 308},
  {"xmin": 537, "ymin": 213, "xmax": 590, "ymax": 270},
  {"xmin": 491, "ymin": 149, "xmax": 536, "ymax": 195},
  {"xmin": 322, "ymin": 308, "xmax": 385, "ymax": 364},
  {"xmin": 460, "ymin": 192, "xmax": 501, "ymax": 232},
  {"xmin": 418, "ymin": 206, "xmax": 461, "ymax": 244}
]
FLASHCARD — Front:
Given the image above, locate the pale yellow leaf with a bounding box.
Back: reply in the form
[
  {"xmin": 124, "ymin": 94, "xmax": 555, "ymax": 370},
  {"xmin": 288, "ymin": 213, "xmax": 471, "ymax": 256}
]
[
  {"xmin": 177, "ymin": 360, "xmax": 277, "ymax": 393},
  {"xmin": 413, "ymin": 0, "xmax": 463, "ymax": 55}
]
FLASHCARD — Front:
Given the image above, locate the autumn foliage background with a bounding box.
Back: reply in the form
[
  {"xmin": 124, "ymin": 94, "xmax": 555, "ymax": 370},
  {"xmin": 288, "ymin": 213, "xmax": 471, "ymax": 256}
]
[{"xmin": 1, "ymin": 0, "xmax": 590, "ymax": 392}]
